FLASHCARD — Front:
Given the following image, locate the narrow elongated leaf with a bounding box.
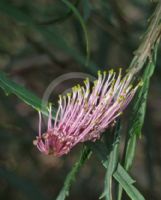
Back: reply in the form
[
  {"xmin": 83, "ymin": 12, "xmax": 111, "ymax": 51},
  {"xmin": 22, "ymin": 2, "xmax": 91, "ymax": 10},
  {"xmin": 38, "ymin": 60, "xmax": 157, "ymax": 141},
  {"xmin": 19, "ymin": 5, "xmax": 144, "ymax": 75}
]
[
  {"xmin": 114, "ymin": 164, "xmax": 135, "ymax": 184},
  {"xmin": 56, "ymin": 147, "xmax": 91, "ymax": 200},
  {"xmin": 113, "ymin": 164, "xmax": 145, "ymax": 200},
  {"xmin": 124, "ymin": 62, "xmax": 152, "ymax": 172},
  {"xmin": 90, "ymin": 143, "xmax": 145, "ymax": 200},
  {"xmin": 124, "ymin": 42, "xmax": 158, "ymax": 171},
  {"xmin": 117, "ymin": 43, "xmax": 159, "ymax": 200},
  {"xmin": 62, "ymin": 0, "xmax": 90, "ymax": 65},
  {"xmin": 81, "ymin": 0, "xmax": 91, "ymax": 20},
  {"xmin": 0, "ymin": 72, "xmax": 49, "ymax": 116},
  {"xmin": 100, "ymin": 141, "xmax": 119, "ymax": 200},
  {"xmin": 100, "ymin": 122, "xmax": 121, "ymax": 200}
]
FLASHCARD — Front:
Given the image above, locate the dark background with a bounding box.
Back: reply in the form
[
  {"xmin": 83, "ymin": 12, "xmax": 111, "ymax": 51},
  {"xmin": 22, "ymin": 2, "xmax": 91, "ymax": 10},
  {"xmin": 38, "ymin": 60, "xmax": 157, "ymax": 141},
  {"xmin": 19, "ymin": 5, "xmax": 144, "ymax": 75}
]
[{"xmin": 0, "ymin": 0, "xmax": 161, "ymax": 200}]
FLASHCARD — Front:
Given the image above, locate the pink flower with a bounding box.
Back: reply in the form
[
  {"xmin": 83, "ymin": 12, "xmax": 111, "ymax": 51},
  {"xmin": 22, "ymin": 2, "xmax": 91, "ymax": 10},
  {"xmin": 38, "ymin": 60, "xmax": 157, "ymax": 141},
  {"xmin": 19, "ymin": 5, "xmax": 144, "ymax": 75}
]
[{"xmin": 33, "ymin": 69, "xmax": 141, "ymax": 157}]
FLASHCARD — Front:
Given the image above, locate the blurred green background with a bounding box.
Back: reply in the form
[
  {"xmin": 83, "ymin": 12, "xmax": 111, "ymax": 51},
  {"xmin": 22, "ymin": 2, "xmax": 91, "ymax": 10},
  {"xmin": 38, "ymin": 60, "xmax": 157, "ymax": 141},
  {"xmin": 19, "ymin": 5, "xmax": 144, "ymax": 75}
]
[{"xmin": 0, "ymin": 0, "xmax": 161, "ymax": 200}]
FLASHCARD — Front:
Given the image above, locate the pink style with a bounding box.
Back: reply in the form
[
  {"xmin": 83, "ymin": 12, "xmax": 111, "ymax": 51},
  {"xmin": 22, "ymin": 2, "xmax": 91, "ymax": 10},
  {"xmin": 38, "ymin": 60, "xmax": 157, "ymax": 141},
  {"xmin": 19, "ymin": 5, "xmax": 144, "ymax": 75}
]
[{"xmin": 33, "ymin": 69, "xmax": 141, "ymax": 157}]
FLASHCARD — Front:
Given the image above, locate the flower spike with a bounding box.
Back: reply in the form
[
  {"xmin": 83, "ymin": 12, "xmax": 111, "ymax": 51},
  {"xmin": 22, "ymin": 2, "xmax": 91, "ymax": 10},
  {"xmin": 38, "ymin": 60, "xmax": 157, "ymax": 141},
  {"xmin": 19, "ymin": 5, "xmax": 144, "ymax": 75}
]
[{"xmin": 34, "ymin": 69, "xmax": 140, "ymax": 157}]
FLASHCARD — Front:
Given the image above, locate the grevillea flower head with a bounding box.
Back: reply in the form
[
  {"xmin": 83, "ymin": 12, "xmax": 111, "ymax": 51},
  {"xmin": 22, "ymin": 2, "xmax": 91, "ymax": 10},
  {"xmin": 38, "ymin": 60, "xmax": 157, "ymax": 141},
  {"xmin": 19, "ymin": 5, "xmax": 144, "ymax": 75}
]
[{"xmin": 33, "ymin": 69, "xmax": 141, "ymax": 157}]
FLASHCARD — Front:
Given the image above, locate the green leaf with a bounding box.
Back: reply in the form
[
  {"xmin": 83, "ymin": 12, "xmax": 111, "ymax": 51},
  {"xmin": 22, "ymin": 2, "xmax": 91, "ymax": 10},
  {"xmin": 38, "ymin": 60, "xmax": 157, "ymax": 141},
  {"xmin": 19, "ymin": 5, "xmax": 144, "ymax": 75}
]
[
  {"xmin": 113, "ymin": 164, "xmax": 145, "ymax": 200},
  {"xmin": 90, "ymin": 143, "xmax": 145, "ymax": 200},
  {"xmin": 62, "ymin": 0, "xmax": 90, "ymax": 66},
  {"xmin": 117, "ymin": 42, "xmax": 159, "ymax": 200},
  {"xmin": 56, "ymin": 147, "xmax": 91, "ymax": 200},
  {"xmin": 100, "ymin": 122, "xmax": 121, "ymax": 200},
  {"xmin": 124, "ymin": 42, "xmax": 158, "ymax": 171},
  {"xmin": 81, "ymin": 0, "xmax": 91, "ymax": 20},
  {"xmin": 0, "ymin": 72, "xmax": 49, "ymax": 116},
  {"xmin": 99, "ymin": 142, "xmax": 119, "ymax": 200}
]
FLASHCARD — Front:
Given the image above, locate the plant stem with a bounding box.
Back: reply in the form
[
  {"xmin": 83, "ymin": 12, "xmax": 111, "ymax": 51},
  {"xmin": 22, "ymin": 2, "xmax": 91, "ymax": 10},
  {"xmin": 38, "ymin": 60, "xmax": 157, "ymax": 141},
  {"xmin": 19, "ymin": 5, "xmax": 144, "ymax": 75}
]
[
  {"xmin": 116, "ymin": 2, "xmax": 161, "ymax": 200},
  {"xmin": 129, "ymin": 1, "xmax": 161, "ymax": 75}
]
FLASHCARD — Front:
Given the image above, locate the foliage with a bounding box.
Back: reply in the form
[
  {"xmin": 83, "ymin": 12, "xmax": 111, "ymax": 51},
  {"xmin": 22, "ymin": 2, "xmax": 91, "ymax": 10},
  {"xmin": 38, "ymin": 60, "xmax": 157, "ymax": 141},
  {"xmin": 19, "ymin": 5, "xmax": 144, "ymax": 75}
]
[{"xmin": 0, "ymin": 1, "xmax": 161, "ymax": 200}]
